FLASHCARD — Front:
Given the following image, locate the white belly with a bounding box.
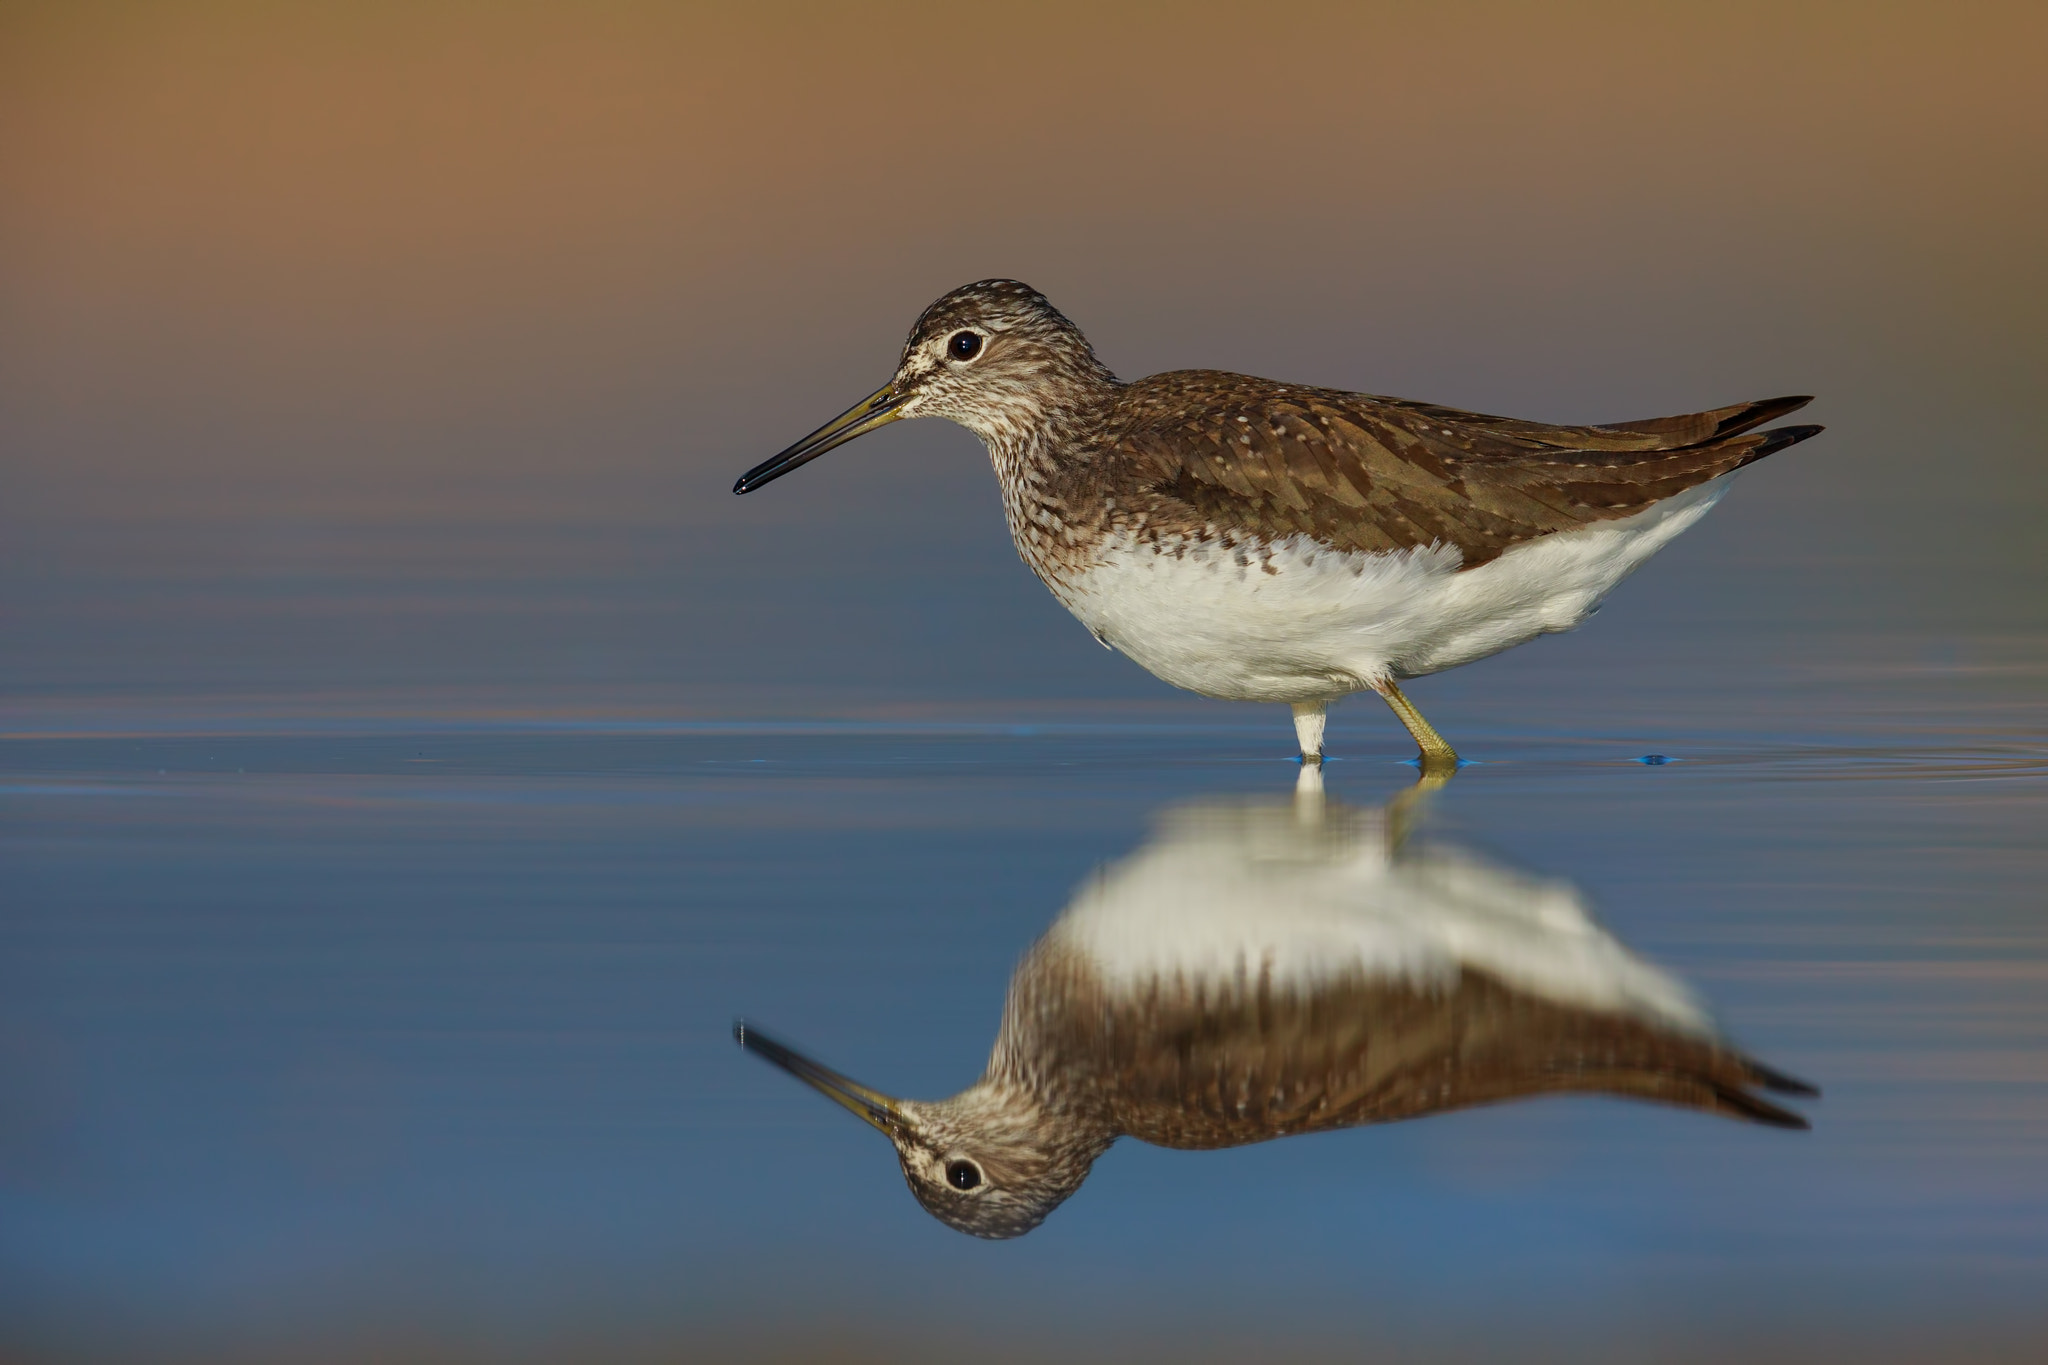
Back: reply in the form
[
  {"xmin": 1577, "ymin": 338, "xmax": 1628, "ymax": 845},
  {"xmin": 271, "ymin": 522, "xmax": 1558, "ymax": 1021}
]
[{"xmin": 1055, "ymin": 478, "xmax": 1729, "ymax": 703}]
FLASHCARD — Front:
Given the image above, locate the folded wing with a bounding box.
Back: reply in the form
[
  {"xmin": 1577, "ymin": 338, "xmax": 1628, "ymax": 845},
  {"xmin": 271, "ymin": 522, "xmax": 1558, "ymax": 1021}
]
[
  {"xmin": 1094, "ymin": 969, "xmax": 1817, "ymax": 1147},
  {"xmin": 1109, "ymin": 373, "xmax": 1823, "ymax": 568}
]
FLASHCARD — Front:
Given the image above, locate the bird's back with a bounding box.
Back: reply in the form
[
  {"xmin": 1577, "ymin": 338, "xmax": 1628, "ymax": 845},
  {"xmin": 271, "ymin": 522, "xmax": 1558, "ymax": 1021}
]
[
  {"xmin": 1094, "ymin": 967, "xmax": 1813, "ymax": 1146},
  {"xmin": 1081, "ymin": 374, "xmax": 1822, "ymax": 568}
]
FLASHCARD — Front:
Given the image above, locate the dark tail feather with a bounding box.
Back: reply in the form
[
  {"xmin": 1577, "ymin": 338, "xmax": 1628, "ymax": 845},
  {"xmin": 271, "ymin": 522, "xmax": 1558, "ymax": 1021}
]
[
  {"xmin": 1595, "ymin": 394, "xmax": 1813, "ymax": 446},
  {"xmin": 1579, "ymin": 1040, "xmax": 1819, "ymax": 1130},
  {"xmin": 1744, "ymin": 422, "xmax": 1825, "ymax": 460},
  {"xmin": 1712, "ymin": 1054, "xmax": 1820, "ymax": 1129},
  {"xmin": 1749, "ymin": 1060, "xmax": 1821, "ymax": 1098},
  {"xmin": 1713, "ymin": 1084, "xmax": 1812, "ymax": 1130},
  {"xmin": 1709, "ymin": 394, "xmax": 1814, "ymax": 441}
]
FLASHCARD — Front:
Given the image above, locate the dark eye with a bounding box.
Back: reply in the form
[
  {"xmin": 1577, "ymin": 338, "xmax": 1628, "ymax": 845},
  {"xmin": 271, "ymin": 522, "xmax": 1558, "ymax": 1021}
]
[
  {"xmin": 945, "ymin": 1159, "xmax": 982, "ymax": 1190},
  {"xmin": 948, "ymin": 331, "xmax": 982, "ymax": 361}
]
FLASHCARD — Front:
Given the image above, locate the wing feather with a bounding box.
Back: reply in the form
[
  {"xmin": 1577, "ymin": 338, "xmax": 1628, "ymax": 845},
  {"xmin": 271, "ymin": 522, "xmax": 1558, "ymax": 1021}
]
[
  {"xmin": 1105, "ymin": 373, "xmax": 1821, "ymax": 567},
  {"xmin": 1087, "ymin": 970, "xmax": 1814, "ymax": 1145}
]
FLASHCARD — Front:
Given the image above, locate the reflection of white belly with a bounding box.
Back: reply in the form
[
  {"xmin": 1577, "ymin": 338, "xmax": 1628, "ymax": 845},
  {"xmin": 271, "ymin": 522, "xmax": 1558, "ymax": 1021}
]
[
  {"xmin": 1050, "ymin": 802, "xmax": 1709, "ymax": 1032},
  {"xmin": 1056, "ymin": 478, "xmax": 1729, "ymax": 703}
]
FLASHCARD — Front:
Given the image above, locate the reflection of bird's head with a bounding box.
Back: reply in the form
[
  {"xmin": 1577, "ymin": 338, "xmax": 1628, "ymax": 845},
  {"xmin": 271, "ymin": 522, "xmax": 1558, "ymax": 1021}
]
[
  {"xmin": 733, "ymin": 1025, "xmax": 1106, "ymax": 1241},
  {"xmin": 891, "ymin": 1081, "xmax": 1104, "ymax": 1240}
]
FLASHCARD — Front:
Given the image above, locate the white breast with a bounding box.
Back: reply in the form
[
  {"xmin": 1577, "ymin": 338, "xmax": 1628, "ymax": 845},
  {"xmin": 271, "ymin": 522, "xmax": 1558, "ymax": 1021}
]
[
  {"xmin": 1046, "ymin": 799, "xmax": 1709, "ymax": 1033},
  {"xmin": 1056, "ymin": 477, "xmax": 1730, "ymax": 703}
]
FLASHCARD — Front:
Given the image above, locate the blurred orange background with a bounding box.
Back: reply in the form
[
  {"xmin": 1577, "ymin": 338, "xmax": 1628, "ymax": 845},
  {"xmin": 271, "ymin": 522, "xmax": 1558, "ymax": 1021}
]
[{"xmin": 4, "ymin": 0, "xmax": 2041, "ymax": 526}]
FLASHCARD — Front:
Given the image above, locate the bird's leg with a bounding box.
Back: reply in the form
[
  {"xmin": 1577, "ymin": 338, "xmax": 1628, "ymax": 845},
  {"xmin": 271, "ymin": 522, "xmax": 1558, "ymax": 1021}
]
[
  {"xmin": 1372, "ymin": 680, "xmax": 1460, "ymax": 776},
  {"xmin": 1290, "ymin": 701, "xmax": 1328, "ymax": 765}
]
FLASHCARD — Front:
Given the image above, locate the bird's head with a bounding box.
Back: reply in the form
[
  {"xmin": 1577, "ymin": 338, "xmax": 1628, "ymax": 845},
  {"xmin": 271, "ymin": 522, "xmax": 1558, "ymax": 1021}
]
[
  {"xmin": 734, "ymin": 1021, "xmax": 1103, "ymax": 1239},
  {"xmin": 732, "ymin": 279, "xmax": 1117, "ymax": 494}
]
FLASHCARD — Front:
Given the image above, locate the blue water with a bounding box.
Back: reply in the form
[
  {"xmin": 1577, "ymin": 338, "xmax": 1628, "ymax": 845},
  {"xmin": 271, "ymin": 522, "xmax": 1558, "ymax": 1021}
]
[{"xmin": 4, "ymin": 666, "xmax": 2044, "ymax": 1359}]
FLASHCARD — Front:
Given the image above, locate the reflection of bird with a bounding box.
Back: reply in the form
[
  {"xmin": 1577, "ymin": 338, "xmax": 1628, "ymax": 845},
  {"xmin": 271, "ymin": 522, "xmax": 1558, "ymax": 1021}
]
[
  {"xmin": 737, "ymin": 792, "xmax": 1815, "ymax": 1239},
  {"xmin": 734, "ymin": 281, "xmax": 1821, "ymax": 769}
]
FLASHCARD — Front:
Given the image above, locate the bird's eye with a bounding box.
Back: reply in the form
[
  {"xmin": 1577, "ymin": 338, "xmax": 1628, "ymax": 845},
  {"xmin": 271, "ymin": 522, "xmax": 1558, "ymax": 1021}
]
[
  {"xmin": 945, "ymin": 1159, "xmax": 982, "ymax": 1191},
  {"xmin": 948, "ymin": 331, "xmax": 982, "ymax": 361}
]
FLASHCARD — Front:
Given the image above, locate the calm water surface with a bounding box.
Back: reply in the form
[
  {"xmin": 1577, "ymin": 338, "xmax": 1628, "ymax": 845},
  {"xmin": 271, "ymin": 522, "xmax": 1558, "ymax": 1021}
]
[{"xmin": 3, "ymin": 658, "xmax": 2044, "ymax": 1362}]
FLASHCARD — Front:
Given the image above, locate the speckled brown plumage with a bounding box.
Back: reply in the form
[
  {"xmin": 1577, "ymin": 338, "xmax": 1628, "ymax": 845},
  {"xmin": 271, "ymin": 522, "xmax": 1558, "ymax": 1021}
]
[
  {"xmin": 868, "ymin": 281, "xmax": 1821, "ymax": 584},
  {"xmin": 1090, "ymin": 377, "xmax": 1818, "ymax": 570},
  {"xmin": 993, "ymin": 943, "xmax": 1813, "ymax": 1150}
]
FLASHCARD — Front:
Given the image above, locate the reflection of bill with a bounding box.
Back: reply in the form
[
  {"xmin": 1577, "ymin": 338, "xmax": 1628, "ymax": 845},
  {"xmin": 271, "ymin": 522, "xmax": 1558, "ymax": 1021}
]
[{"xmin": 738, "ymin": 791, "xmax": 1815, "ymax": 1239}]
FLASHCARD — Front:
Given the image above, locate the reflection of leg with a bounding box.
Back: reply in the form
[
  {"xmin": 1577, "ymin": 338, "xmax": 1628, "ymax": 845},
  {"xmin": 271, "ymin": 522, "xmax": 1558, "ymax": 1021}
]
[
  {"xmin": 1384, "ymin": 764, "xmax": 1454, "ymax": 853},
  {"xmin": 1292, "ymin": 754, "xmax": 1325, "ymax": 815},
  {"xmin": 1291, "ymin": 701, "xmax": 1328, "ymax": 764},
  {"xmin": 1373, "ymin": 680, "xmax": 1459, "ymax": 775}
]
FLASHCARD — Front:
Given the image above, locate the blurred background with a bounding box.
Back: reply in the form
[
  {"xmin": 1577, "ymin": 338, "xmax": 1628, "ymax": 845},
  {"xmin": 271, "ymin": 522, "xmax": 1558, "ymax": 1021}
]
[
  {"xmin": 5, "ymin": 0, "xmax": 2043, "ymax": 711},
  {"xmin": 2, "ymin": 2, "xmax": 2044, "ymax": 1361}
]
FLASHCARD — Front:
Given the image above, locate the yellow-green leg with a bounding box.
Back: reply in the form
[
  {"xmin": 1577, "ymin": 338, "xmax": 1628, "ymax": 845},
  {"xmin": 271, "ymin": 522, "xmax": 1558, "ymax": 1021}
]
[{"xmin": 1373, "ymin": 679, "xmax": 1460, "ymax": 776}]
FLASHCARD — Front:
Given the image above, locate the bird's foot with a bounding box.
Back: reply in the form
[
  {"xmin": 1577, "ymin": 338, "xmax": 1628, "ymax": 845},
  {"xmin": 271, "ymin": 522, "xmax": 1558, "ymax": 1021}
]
[{"xmin": 1414, "ymin": 750, "xmax": 1460, "ymax": 782}]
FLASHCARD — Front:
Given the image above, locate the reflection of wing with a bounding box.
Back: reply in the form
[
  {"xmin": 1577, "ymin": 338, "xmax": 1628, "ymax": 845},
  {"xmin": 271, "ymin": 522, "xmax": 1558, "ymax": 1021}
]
[
  {"xmin": 1033, "ymin": 963, "xmax": 1814, "ymax": 1147},
  {"xmin": 1103, "ymin": 373, "xmax": 1821, "ymax": 568},
  {"xmin": 999, "ymin": 796, "xmax": 1814, "ymax": 1143}
]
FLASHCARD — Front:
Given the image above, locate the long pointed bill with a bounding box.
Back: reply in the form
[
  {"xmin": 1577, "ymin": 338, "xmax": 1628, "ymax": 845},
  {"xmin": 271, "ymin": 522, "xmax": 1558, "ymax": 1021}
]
[
  {"xmin": 733, "ymin": 382, "xmax": 904, "ymax": 494},
  {"xmin": 733, "ymin": 1020, "xmax": 911, "ymax": 1139}
]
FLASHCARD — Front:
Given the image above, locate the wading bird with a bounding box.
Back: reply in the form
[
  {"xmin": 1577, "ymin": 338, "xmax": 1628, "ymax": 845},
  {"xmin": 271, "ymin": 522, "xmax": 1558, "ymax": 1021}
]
[{"xmin": 735, "ymin": 281, "xmax": 1820, "ymax": 771}]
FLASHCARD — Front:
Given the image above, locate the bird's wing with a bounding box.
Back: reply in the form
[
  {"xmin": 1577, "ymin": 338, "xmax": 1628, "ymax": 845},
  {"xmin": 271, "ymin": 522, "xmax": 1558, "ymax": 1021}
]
[
  {"xmin": 1107, "ymin": 372, "xmax": 1821, "ymax": 568},
  {"xmin": 1092, "ymin": 968, "xmax": 1814, "ymax": 1147}
]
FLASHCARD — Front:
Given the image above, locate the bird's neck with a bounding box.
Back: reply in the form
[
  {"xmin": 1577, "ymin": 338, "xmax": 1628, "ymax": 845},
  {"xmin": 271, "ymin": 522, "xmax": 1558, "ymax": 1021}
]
[
  {"xmin": 984, "ymin": 939, "xmax": 1121, "ymax": 1134},
  {"xmin": 976, "ymin": 371, "xmax": 1122, "ymax": 588}
]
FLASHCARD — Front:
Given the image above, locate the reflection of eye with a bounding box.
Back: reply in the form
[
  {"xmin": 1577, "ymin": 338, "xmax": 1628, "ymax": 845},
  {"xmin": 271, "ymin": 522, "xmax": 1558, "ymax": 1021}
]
[
  {"xmin": 948, "ymin": 331, "xmax": 982, "ymax": 361},
  {"xmin": 945, "ymin": 1159, "xmax": 983, "ymax": 1190}
]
